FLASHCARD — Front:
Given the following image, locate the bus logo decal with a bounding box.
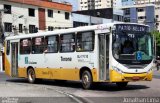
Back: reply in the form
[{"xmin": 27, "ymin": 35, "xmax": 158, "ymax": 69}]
[
  {"xmin": 61, "ymin": 56, "xmax": 72, "ymax": 61},
  {"xmin": 25, "ymin": 57, "xmax": 28, "ymax": 64}
]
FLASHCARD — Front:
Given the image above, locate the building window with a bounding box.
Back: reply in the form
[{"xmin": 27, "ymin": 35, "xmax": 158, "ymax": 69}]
[
  {"xmin": 156, "ymin": 23, "xmax": 159, "ymax": 26},
  {"xmin": 76, "ymin": 31, "xmax": 95, "ymax": 52},
  {"xmin": 60, "ymin": 33, "xmax": 75, "ymax": 52},
  {"xmin": 28, "ymin": 8, "xmax": 35, "ymax": 17},
  {"xmin": 32, "ymin": 37, "xmax": 44, "ymax": 54},
  {"xmin": 19, "ymin": 24, "xmax": 23, "ymax": 33},
  {"xmin": 6, "ymin": 40, "xmax": 10, "ymax": 55},
  {"xmin": 138, "ymin": 16, "xmax": 146, "ymax": 19},
  {"xmin": 4, "ymin": 4, "xmax": 11, "ymax": 14},
  {"xmin": 73, "ymin": 21, "xmax": 88, "ymax": 27},
  {"xmin": 65, "ymin": 12, "xmax": 70, "ymax": 20},
  {"xmin": 156, "ymin": 15, "xmax": 159, "ymax": 18},
  {"xmin": 20, "ymin": 38, "xmax": 31, "ymax": 54},
  {"xmin": 44, "ymin": 35, "xmax": 59, "ymax": 53},
  {"xmin": 137, "ymin": 8, "xmax": 144, "ymax": 12},
  {"xmin": 4, "ymin": 22, "xmax": 12, "ymax": 32},
  {"xmin": 29, "ymin": 25, "xmax": 36, "ymax": 33},
  {"xmin": 124, "ymin": 17, "xmax": 130, "ymax": 22},
  {"xmin": 125, "ymin": 9, "xmax": 130, "ymax": 15},
  {"xmin": 48, "ymin": 26, "xmax": 54, "ymax": 31},
  {"xmin": 48, "ymin": 9, "xmax": 53, "ymax": 18}
]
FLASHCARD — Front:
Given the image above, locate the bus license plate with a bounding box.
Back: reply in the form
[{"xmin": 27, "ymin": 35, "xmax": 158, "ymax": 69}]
[{"xmin": 132, "ymin": 76, "xmax": 140, "ymax": 81}]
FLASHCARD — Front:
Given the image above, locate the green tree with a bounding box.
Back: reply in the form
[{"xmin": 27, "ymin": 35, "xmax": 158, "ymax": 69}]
[{"xmin": 152, "ymin": 30, "xmax": 160, "ymax": 56}]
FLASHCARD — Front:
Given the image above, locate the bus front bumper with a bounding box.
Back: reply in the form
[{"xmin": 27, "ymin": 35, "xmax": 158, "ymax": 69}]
[{"xmin": 110, "ymin": 69, "xmax": 153, "ymax": 82}]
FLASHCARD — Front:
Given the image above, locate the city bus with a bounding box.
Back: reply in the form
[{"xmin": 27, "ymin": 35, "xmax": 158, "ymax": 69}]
[{"xmin": 4, "ymin": 23, "xmax": 153, "ymax": 89}]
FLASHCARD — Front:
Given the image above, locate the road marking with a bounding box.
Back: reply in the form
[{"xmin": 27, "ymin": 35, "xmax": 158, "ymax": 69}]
[{"xmin": 1, "ymin": 82, "xmax": 90, "ymax": 103}]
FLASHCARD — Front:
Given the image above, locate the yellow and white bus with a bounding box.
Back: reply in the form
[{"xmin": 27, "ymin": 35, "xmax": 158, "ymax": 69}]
[{"xmin": 4, "ymin": 23, "xmax": 153, "ymax": 89}]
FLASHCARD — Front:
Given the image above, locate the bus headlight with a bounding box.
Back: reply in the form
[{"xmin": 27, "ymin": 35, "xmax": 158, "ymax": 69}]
[{"xmin": 112, "ymin": 66, "xmax": 123, "ymax": 74}]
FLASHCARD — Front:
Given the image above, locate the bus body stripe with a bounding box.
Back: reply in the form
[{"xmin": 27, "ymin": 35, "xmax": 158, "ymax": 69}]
[
  {"xmin": 4, "ymin": 47, "xmax": 11, "ymax": 76},
  {"xmin": 17, "ymin": 67, "xmax": 98, "ymax": 81}
]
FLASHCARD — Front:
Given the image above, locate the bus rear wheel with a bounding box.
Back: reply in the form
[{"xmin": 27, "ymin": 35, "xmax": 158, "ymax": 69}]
[
  {"xmin": 116, "ymin": 82, "xmax": 128, "ymax": 88},
  {"xmin": 81, "ymin": 70, "xmax": 93, "ymax": 89},
  {"xmin": 27, "ymin": 68, "xmax": 36, "ymax": 83}
]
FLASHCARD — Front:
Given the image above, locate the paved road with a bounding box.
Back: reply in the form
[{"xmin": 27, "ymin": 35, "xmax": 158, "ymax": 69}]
[
  {"xmin": 153, "ymin": 69, "xmax": 160, "ymax": 79},
  {"xmin": 0, "ymin": 69, "xmax": 160, "ymax": 103}
]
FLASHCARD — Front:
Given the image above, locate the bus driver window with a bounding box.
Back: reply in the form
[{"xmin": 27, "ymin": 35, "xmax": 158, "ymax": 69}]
[{"xmin": 123, "ymin": 40, "xmax": 134, "ymax": 54}]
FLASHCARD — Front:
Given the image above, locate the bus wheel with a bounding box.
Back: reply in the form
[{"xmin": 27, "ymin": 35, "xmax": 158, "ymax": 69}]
[
  {"xmin": 27, "ymin": 68, "xmax": 36, "ymax": 83},
  {"xmin": 116, "ymin": 82, "xmax": 128, "ymax": 88},
  {"xmin": 81, "ymin": 70, "xmax": 93, "ymax": 89}
]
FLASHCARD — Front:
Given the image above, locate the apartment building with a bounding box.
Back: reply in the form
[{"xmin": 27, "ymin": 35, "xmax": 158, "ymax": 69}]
[
  {"xmin": 79, "ymin": 0, "xmax": 118, "ymax": 10},
  {"xmin": 0, "ymin": 0, "xmax": 73, "ymax": 37},
  {"xmin": 155, "ymin": 4, "xmax": 160, "ymax": 30},
  {"xmin": 134, "ymin": 0, "xmax": 160, "ymax": 5},
  {"xmin": 134, "ymin": 0, "xmax": 160, "ymax": 31},
  {"xmin": 122, "ymin": 4, "xmax": 158, "ymax": 31}
]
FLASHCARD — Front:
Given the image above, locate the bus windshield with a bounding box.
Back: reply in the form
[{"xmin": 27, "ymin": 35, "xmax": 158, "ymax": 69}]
[{"xmin": 112, "ymin": 24, "xmax": 153, "ymax": 64}]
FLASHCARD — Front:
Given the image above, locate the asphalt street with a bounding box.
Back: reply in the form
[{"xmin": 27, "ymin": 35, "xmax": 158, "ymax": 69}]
[{"xmin": 0, "ymin": 68, "xmax": 160, "ymax": 103}]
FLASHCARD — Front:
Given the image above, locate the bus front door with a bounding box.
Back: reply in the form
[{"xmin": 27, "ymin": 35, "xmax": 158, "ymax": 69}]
[
  {"xmin": 11, "ymin": 42, "xmax": 18, "ymax": 77},
  {"xmin": 99, "ymin": 34, "xmax": 109, "ymax": 81}
]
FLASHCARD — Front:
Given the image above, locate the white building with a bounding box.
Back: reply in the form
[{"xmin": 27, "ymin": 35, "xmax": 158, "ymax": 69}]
[
  {"xmin": 134, "ymin": 0, "xmax": 160, "ymax": 5},
  {"xmin": 155, "ymin": 4, "xmax": 160, "ymax": 31},
  {"xmin": 0, "ymin": 0, "xmax": 73, "ymax": 72},
  {"xmin": 0, "ymin": 0, "xmax": 73, "ymax": 37},
  {"xmin": 79, "ymin": 0, "xmax": 118, "ymax": 10}
]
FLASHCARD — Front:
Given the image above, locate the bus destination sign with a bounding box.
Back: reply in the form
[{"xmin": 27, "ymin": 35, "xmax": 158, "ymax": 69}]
[{"xmin": 116, "ymin": 24, "xmax": 149, "ymax": 32}]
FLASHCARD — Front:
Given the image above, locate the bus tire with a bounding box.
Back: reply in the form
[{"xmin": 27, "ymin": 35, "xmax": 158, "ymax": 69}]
[
  {"xmin": 81, "ymin": 70, "xmax": 93, "ymax": 89},
  {"xmin": 27, "ymin": 68, "xmax": 36, "ymax": 84},
  {"xmin": 116, "ymin": 82, "xmax": 128, "ymax": 88}
]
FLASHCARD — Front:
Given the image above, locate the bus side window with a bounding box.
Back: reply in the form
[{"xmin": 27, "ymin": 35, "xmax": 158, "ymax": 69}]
[
  {"xmin": 45, "ymin": 35, "xmax": 59, "ymax": 53},
  {"xmin": 32, "ymin": 37, "xmax": 44, "ymax": 54},
  {"xmin": 6, "ymin": 40, "xmax": 10, "ymax": 55},
  {"xmin": 60, "ymin": 33, "xmax": 75, "ymax": 52},
  {"xmin": 76, "ymin": 31, "xmax": 95, "ymax": 52},
  {"xmin": 20, "ymin": 38, "xmax": 31, "ymax": 54}
]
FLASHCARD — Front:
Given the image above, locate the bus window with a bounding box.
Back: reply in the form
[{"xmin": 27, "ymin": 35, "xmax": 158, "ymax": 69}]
[
  {"xmin": 32, "ymin": 37, "xmax": 44, "ymax": 54},
  {"xmin": 60, "ymin": 33, "xmax": 75, "ymax": 52},
  {"xmin": 45, "ymin": 35, "xmax": 59, "ymax": 53},
  {"xmin": 6, "ymin": 40, "xmax": 10, "ymax": 55},
  {"xmin": 76, "ymin": 31, "xmax": 95, "ymax": 52},
  {"xmin": 20, "ymin": 38, "xmax": 31, "ymax": 54}
]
